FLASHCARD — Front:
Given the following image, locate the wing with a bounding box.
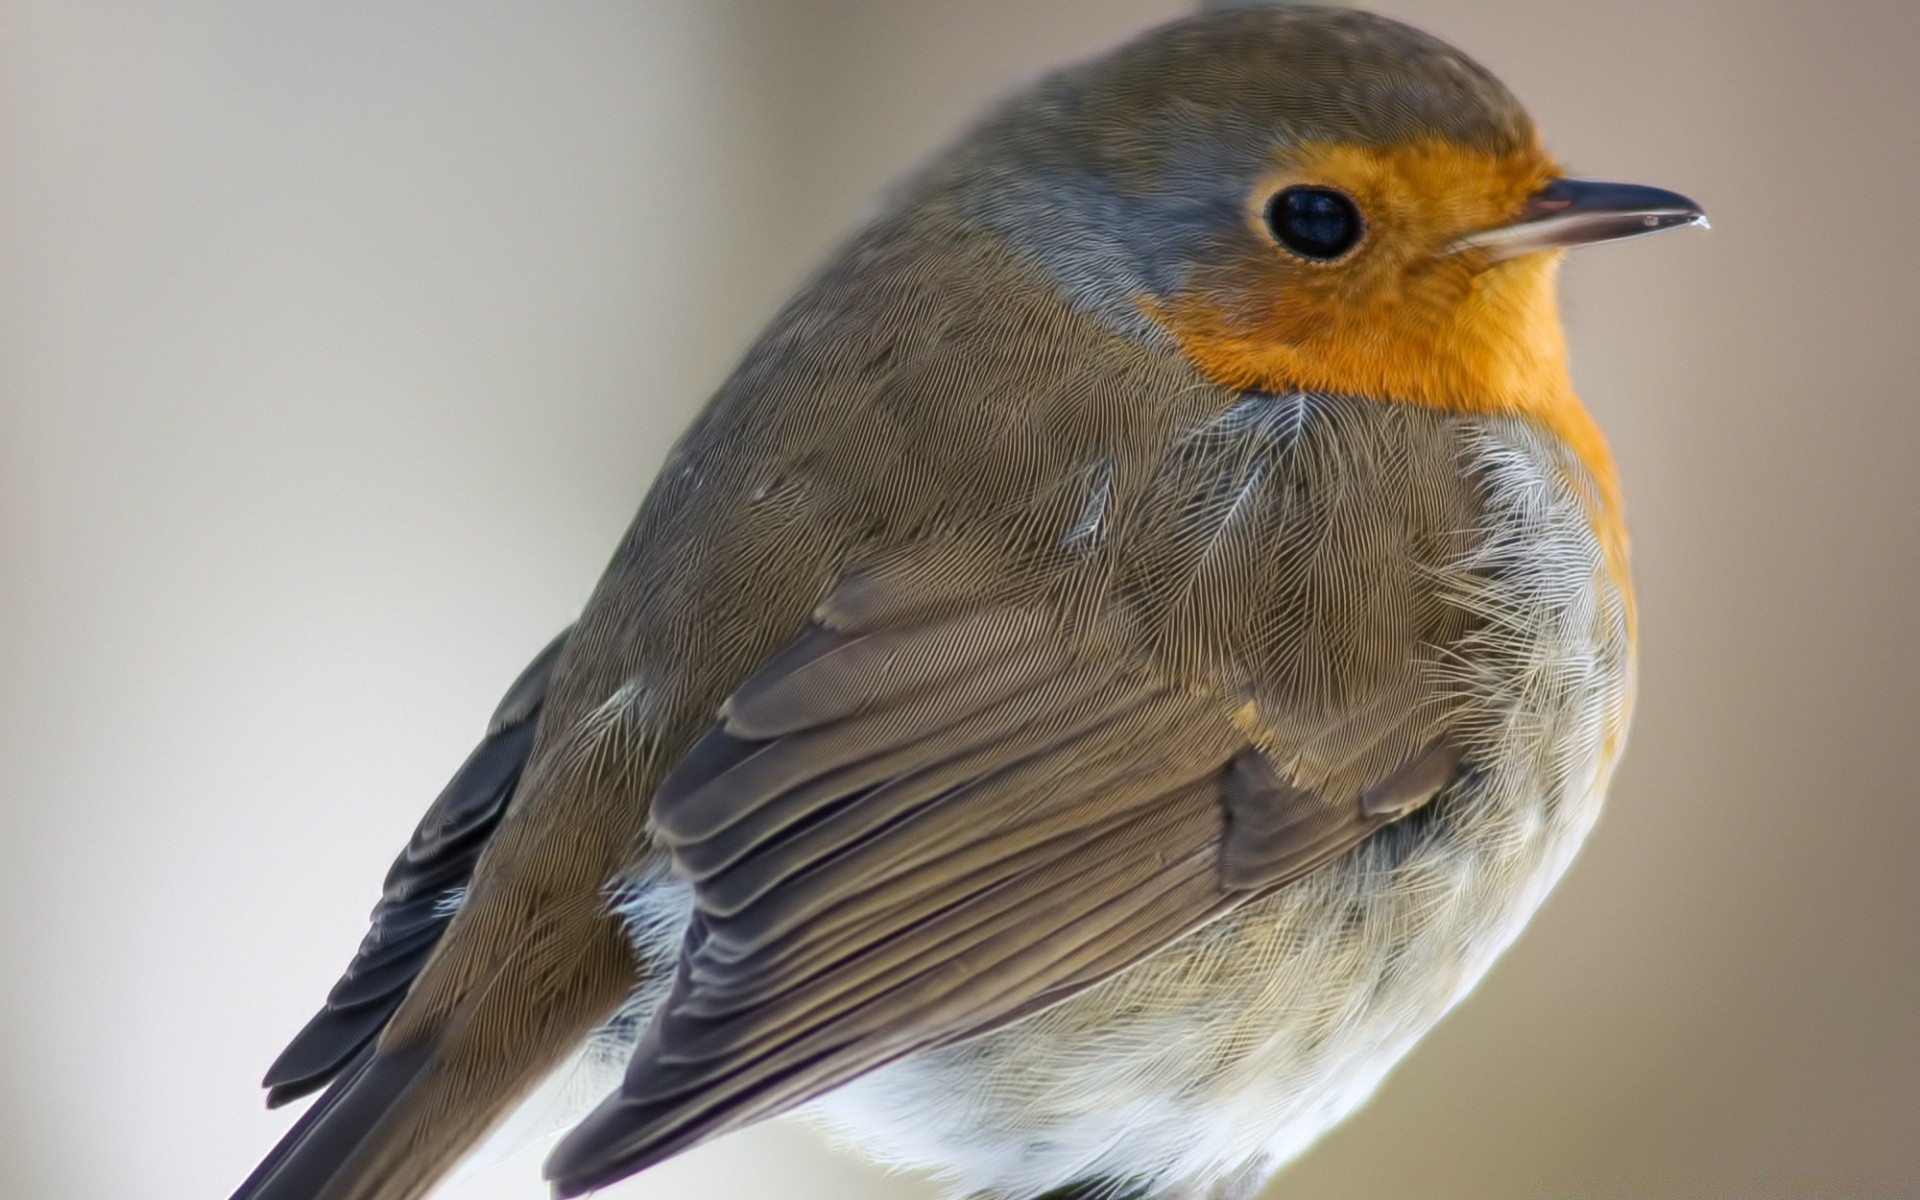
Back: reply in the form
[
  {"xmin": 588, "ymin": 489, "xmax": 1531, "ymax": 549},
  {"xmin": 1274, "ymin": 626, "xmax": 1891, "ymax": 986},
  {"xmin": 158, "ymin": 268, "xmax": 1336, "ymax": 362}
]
[
  {"xmin": 544, "ymin": 583, "xmax": 1458, "ymax": 1196},
  {"xmin": 259, "ymin": 627, "xmax": 570, "ymax": 1106}
]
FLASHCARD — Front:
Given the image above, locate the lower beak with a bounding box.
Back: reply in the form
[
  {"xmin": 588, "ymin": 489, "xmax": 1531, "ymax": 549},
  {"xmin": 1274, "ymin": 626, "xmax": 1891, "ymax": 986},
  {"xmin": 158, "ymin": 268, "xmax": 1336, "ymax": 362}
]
[{"xmin": 1451, "ymin": 178, "xmax": 1709, "ymax": 260}]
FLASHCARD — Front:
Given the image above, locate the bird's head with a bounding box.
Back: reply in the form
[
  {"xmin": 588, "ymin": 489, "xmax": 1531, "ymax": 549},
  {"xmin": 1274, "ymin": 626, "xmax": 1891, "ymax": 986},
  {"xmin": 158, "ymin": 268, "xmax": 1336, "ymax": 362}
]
[{"xmin": 930, "ymin": 5, "xmax": 1705, "ymax": 422}]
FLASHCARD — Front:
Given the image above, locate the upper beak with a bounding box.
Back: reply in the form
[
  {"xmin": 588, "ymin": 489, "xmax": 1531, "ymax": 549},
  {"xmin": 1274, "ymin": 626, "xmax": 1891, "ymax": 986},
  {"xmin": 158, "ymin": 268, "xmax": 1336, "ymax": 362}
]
[{"xmin": 1450, "ymin": 178, "xmax": 1709, "ymax": 261}]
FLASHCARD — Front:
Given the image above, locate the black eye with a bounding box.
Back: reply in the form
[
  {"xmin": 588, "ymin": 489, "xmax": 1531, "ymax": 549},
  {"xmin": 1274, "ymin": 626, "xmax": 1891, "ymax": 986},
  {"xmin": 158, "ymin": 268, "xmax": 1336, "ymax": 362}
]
[{"xmin": 1265, "ymin": 186, "xmax": 1364, "ymax": 261}]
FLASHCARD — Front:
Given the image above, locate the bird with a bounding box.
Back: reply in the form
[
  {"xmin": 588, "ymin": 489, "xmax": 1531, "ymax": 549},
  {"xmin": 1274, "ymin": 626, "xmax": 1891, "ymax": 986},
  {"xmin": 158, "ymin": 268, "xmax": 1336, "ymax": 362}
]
[{"xmin": 230, "ymin": 6, "xmax": 1705, "ymax": 1200}]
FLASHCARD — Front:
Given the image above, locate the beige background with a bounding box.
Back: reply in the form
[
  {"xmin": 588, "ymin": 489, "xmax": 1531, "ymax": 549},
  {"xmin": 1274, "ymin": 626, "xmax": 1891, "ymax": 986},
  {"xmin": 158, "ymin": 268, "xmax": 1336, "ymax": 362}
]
[{"xmin": 3, "ymin": 2, "xmax": 1916, "ymax": 1197}]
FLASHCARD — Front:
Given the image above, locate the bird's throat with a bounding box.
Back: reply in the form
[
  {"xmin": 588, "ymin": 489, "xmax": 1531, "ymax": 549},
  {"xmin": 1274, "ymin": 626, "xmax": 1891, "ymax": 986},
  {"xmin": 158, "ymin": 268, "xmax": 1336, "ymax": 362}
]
[
  {"xmin": 1149, "ymin": 252, "xmax": 1578, "ymax": 432},
  {"xmin": 1144, "ymin": 251, "xmax": 1630, "ymax": 611}
]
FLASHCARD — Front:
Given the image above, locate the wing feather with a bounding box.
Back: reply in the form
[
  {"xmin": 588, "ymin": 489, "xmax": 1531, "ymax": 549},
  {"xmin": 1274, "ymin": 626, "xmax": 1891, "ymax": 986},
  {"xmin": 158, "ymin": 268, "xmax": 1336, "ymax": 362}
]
[
  {"xmin": 259, "ymin": 629, "xmax": 569, "ymax": 1106},
  {"xmin": 545, "ymin": 581, "xmax": 1460, "ymax": 1196}
]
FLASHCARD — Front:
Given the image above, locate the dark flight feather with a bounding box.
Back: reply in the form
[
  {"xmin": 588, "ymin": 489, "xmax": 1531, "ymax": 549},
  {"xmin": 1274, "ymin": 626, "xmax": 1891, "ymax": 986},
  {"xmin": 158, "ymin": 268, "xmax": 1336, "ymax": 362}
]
[
  {"xmin": 259, "ymin": 628, "xmax": 570, "ymax": 1106},
  {"xmin": 231, "ymin": 1041, "xmax": 435, "ymax": 1200}
]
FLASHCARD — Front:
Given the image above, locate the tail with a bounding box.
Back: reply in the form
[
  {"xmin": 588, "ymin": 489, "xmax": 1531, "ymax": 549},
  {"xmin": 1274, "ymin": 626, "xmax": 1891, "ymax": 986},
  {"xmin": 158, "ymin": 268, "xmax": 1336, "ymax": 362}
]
[
  {"xmin": 232, "ymin": 626, "xmax": 657, "ymax": 1200},
  {"xmin": 229, "ymin": 1044, "xmax": 431, "ymax": 1200},
  {"xmin": 231, "ymin": 906, "xmax": 634, "ymax": 1200}
]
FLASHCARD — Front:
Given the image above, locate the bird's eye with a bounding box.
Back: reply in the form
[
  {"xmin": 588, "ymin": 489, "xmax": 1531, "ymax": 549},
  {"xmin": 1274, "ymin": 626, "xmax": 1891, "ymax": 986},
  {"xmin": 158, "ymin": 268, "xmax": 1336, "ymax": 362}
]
[{"xmin": 1265, "ymin": 187, "xmax": 1364, "ymax": 261}]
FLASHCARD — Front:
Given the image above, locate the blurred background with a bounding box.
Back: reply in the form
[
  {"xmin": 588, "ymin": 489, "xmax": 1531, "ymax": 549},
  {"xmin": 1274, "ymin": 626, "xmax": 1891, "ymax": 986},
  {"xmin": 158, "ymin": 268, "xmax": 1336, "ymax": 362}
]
[{"xmin": 3, "ymin": 1, "xmax": 1916, "ymax": 1197}]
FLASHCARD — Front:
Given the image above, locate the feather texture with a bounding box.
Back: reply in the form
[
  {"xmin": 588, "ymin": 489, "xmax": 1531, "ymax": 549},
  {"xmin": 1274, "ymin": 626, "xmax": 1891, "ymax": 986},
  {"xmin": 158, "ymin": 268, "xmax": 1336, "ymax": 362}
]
[
  {"xmin": 229, "ymin": 10, "xmax": 1636, "ymax": 1199},
  {"xmin": 547, "ymin": 560, "xmax": 1468, "ymax": 1195},
  {"xmin": 260, "ymin": 629, "xmax": 569, "ymax": 1106}
]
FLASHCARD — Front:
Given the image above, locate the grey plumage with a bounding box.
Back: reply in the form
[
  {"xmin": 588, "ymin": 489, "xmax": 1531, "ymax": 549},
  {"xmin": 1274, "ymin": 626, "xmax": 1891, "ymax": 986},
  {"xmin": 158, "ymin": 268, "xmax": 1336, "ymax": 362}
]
[{"xmin": 1201, "ymin": 1, "xmax": 1345, "ymax": 11}]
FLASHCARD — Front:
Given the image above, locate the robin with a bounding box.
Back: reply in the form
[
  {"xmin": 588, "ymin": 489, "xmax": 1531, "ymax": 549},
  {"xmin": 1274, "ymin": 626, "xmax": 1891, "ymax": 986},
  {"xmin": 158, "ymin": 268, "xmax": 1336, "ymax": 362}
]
[{"xmin": 231, "ymin": 7, "xmax": 1704, "ymax": 1200}]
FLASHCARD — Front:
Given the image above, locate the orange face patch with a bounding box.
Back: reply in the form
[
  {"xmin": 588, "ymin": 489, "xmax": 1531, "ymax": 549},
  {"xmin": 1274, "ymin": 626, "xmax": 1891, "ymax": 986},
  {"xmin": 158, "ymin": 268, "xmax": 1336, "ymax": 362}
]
[
  {"xmin": 1144, "ymin": 138, "xmax": 1566, "ymax": 415},
  {"xmin": 1141, "ymin": 137, "xmax": 1631, "ymax": 620}
]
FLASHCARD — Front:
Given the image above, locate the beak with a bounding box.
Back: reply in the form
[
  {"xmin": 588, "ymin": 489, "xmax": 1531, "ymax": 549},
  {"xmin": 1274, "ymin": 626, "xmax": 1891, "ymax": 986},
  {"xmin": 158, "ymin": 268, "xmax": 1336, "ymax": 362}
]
[{"xmin": 1450, "ymin": 178, "xmax": 1709, "ymax": 261}]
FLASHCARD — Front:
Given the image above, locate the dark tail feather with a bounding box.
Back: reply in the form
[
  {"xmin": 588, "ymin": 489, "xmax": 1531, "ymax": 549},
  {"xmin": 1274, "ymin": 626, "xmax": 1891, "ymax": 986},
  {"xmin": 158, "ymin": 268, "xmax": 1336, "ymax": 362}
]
[
  {"xmin": 232, "ymin": 906, "xmax": 638, "ymax": 1200},
  {"xmin": 230, "ymin": 1041, "xmax": 434, "ymax": 1200},
  {"xmin": 260, "ymin": 629, "xmax": 568, "ymax": 1108}
]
